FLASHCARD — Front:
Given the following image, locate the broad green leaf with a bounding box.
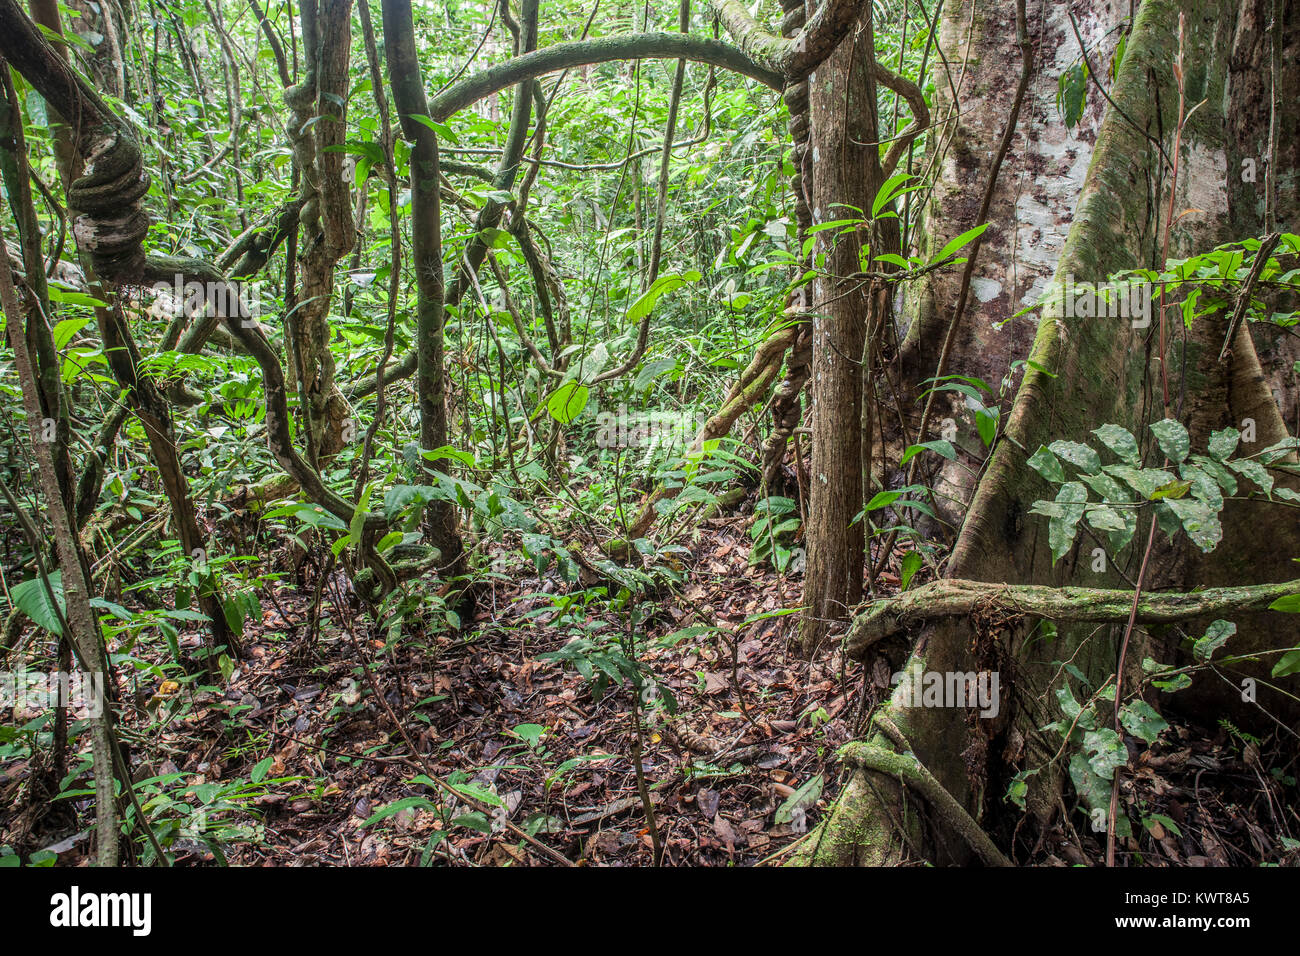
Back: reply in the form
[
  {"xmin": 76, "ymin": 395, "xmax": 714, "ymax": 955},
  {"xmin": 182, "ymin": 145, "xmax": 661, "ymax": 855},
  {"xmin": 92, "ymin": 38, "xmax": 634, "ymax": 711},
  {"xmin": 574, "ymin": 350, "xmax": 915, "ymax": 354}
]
[
  {"xmin": 626, "ymin": 271, "xmax": 701, "ymax": 325},
  {"xmin": 1091, "ymin": 424, "xmax": 1140, "ymax": 465},
  {"xmin": 546, "ymin": 382, "xmax": 590, "ymax": 424},
  {"xmin": 900, "ymin": 550, "xmax": 923, "ymax": 592},
  {"xmin": 1272, "ymin": 648, "xmax": 1300, "ymax": 678},
  {"xmin": 1150, "ymin": 418, "xmax": 1191, "ymax": 464},
  {"xmin": 1193, "ymin": 619, "xmax": 1235, "ymax": 662},
  {"xmin": 1227, "ymin": 457, "xmax": 1274, "ymax": 495},
  {"xmin": 774, "ymin": 773, "xmax": 824, "ymax": 824},
  {"xmin": 1068, "ymin": 752, "xmax": 1111, "ymax": 811},
  {"xmin": 1104, "ymin": 464, "xmax": 1177, "ymax": 499},
  {"xmin": 633, "ymin": 357, "xmax": 678, "ymax": 391},
  {"xmin": 1190, "ymin": 455, "xmax": 1238, "ymax": 495},
  {"xmin": 863, "ymin": 490, "xmax": 902, "ymax": 512},
  {"xmin": 1048, "ymin": 440, "xmax": 1102, "ymax": 474},
  {"xmin": 900, "ymin": 440, "xmax": 956, "ymax": 466},
  {"xmin": 1084, "ymin": 727, "xmax": 1127, "ymax": 779},
  {"xmin": 406, "ymin": 112, "xmax": 459, "ymax": 143},
  {"xmin": 1179, "ymin": 464, "xmax": 1223, "ymax": 510},
  {"xmin": 1047, "ymin": 482, "xmax": 1088, "ymax": 562},
  {"xmin": 362, "ymin": 796, "xmax": 440, "ymax": 828},
  {"xmin": 1027, "ymin": 445, "xmax": 1067, "ymax": 483},
  {"xmin": 933, "ymin": 222, "xmax": 989, "ymax": 264},
  {"xmin": 1120, "ymin": 700, "xmax": 1169, "ymax": 745},
  {"xmin": 1207, "ymin": 427, "xmax": 1240, "ymax": 461},
  {"xmin": 1084, "ymin": 504, "xmax": 1126, "ymax": 533},
  {"xmin": 11, "ymin": 573, "xmax": 64, "ymax": 635},
  {"xmin": 51, "ymin": 318, "xmax": 92, "ymax": 349},
  {"xmin": 1164, "ymin": 496, "xmax": 1222, "ymax": 552}
]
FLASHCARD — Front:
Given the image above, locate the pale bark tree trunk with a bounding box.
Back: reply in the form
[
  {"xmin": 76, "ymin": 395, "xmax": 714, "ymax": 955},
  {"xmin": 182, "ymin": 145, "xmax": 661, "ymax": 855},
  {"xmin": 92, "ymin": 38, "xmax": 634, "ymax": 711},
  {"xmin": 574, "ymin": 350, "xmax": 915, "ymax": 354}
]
[{"xmin": 897, "ymin": 0, "xmax": 1130, "ymax": 524}]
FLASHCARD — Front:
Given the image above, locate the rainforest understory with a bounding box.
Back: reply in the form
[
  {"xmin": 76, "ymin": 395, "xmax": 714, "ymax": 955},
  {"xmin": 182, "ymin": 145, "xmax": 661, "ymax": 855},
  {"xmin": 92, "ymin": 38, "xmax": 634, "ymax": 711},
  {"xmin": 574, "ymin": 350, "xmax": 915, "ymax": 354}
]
[{"xmin": 1, "ymin": 0, "xmax": 1299, "ymax": 868}]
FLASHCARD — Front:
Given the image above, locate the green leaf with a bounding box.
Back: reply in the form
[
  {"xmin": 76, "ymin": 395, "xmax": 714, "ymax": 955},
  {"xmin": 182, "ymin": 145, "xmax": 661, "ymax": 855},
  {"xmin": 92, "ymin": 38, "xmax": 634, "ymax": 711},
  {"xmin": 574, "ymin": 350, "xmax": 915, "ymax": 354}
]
[
  {"xmin": 406, "ymin": 112, "xmax": 459, "ymax": 143},
  {"xmin": 1190, "ymin": 455, "xmax": 1238, "ymax": 495},
  {"xmin": 1144, "ymin": 813, "xmax": 1182, "ymax": 838},
  {"xmin": 633, "ymin": 357, "xmax": 678, "ymax": 391},
  {"xmin": 1149, "ymin": 478, "xmax": 1192, "ymax": 501},
  {"xmin": 1084, "ymin": 727, "xmax": 1127, "ymax": 779},
  {"xmin": 657, "ymin": 623, "xmax": 715, "ymax": 648},
  {"xmin": 1258, "ymin": 437, "xmax": 1300, "ymax": 465},
  {"xmin": 1068, "ymin": 752, "xmax": 1111, "ymax": 811},
  {"xmin": 376, "ymin": 531, "xmax": 405, "ymax": 554},
  {"xmin": 1193, "ymin": 619, "xmax": 1235, "ymax": 662},
  {"xmin": 1272, "ymin": 648, "xmax": 1300, "ymax": 678},
  {"xmin": 1179, "ymin": 464, "xmax": 1223, "ymax": 510},
  {"xmin": 975, "ymin": 408, "xmax": 998, "ymax": 447},
  {"xmin": 1048, "ymin": 440, "xmax": 1102, "ymax": 474},
  {"xmin": 1164, "ymin": 496, "xmax": 1223, "ymax": 552},
  {"xmin": 1057, "ymin": 62, "xmax": 1088, "ymax": 128},
  {"xmin": 262, "ymin": 501, "xmax": 348, "ymax": 531},
  {"xmin": 900, "ymin": 551, "xmax": 923, "ymax": 592},
  {"xmin": 774, "ymin": 773, "xmax": 824, "ymax": 824},
  {"xmin": 1091, "ymin": 424, "xmax": 1141, "ymax": 465},
  {"xmin": 449, "ymin": 781, "xmax": 504, "ymax": 808},
  {"xmin": 1047, "ymin": 482, "xmax": 1088, "ymax": 563},
  {"xmin": 12, "ymin": 573, "xmax": 63, "ymax": 635},
  {"xmin": 1227, "ymin": 457, "xmax": 1274, "ymax": 495},
  {"xmin": 545, "ymin": 382, "xmax": 590, "ymax": 424},
  {"xmin": 863, "ymin": 490, "xmax": 902, "ymax": 512},
  {"xmin": 1153, "ymin": 671, "xmax": 1193, "ymax": 693},
  {"xmin": 478, "ymin": 226, "xmax": 514, "ymax": 249},
  {"xmin": 1150, "ymin": 418, "xmax": 1191, "ymax": 464},
  {"xmin": 1268, "ymin": 594, "xmax": 1300, "ymax": 613},
  {"xmin": 933, "ymin": 223, "xmax": 989, "ymax": 264},
  {"xmin": 361, "ymin": 796, "xmax": 439, "ymax": 827},
  {"xmin": 382, "ymin": 484, "xmax": 445, "ymax": 520},
  {"xmin": 871, "ymin": 173, "xmax": 921, "ymax": 219},
  {"xmin": 51, "ymin": 317, "xmax": 92, "ymax": 349},
  {"xmin": 1207, "ymin": 427, "xmax": 1240, "ymax": 461},
  {"xmin": 47, "ymin": 287, "xmax": 109, "ymax": 309},
  {"xmin": 1120, "ymin": 701, "xmax": 1169, "ymax": 745},
  {"xmin": 899, "ymin": 440, "xmax": 956, "ymax": 466},
  {"xmin": 626, "ymin": 271, "xmax": 701, "ymax": 325},
  {"xmin": 451, "ymin": 812, "xmax": 492, "ymax": 833},
  {"xmin": 1027, "ymin": 445, "xmax": 1067, "ymax": 483},
  {"xmin": 1084, "ymin": 504, "xmax": 1126, "ymax": 533},
  {"xmin": 420, "ymin": 445, "xmax": 476, "ymax": 467},
  {"xmin": 1104, "ymin": 464, "xmax": 1178, "ymax": 499}
]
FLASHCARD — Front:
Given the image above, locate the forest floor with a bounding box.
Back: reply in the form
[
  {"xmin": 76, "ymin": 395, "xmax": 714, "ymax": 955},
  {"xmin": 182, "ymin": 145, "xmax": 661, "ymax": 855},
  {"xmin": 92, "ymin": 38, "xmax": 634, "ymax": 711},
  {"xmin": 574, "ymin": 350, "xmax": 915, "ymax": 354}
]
[
  {"xmin": 209, "ymin": 511, "xmax": 854, "ymax": 867},
  {"xmin": 5, "ymin": 507, "xmax": 1298, "ymax": 866}
]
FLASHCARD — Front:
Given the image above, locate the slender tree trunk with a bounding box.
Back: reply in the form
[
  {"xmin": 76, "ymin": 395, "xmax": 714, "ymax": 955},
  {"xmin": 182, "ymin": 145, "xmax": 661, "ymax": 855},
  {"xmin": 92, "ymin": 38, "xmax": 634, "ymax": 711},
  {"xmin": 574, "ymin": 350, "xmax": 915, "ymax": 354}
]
[
  {"xmin": 382, "ymin": 0, "xmax": 467, "ymax": 579},
  {"xmin": 0, "ymin": 227, "xmax": 119, "ymax": 866},
  {"xmin": 801, "ymin": 6, "xmax": 892, "ymax": 652}
]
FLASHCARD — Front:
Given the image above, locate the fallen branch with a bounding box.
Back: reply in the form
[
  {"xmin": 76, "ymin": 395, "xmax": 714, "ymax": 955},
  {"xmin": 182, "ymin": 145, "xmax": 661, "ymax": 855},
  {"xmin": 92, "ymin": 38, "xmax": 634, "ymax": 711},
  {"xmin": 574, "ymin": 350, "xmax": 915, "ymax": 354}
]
[{"xmin": 844, "ymin": 577, "xmax": 1300, "ymax": 660}]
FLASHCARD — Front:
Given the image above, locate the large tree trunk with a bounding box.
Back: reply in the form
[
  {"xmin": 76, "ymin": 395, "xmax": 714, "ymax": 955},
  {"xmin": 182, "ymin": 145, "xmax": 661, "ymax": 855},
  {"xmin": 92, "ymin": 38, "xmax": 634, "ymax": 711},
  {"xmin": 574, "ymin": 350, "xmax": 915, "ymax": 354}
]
[
  {"xmin": 797, "ymin": 0, "xmax": 1300, "ymax": 866},
  {"xmin": 896, "ymin": 0, "xmax": 1130, "ymax": 524}
]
